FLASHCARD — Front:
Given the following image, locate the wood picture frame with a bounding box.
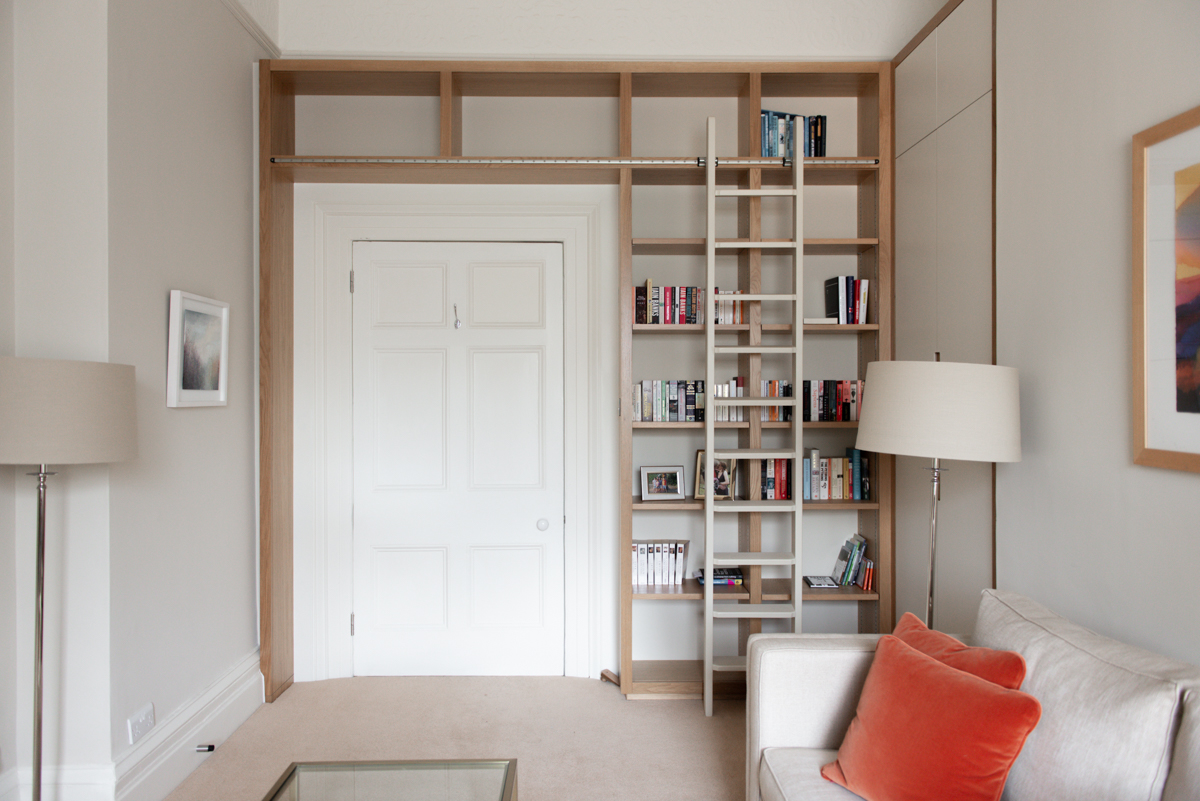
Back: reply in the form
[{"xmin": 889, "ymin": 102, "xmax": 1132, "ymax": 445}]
[
  {"xmin": 694, "ymin": 450, "xmax": 737, "ymax": 500},
  {"xmin": 167, "ymin": 290, "xmax": 230, "ymax": 407},
  {"xmin": 1133, "ymin": 103, "xmax": 1200, "ymax": 473},
  {"xmin": 640, "ymin": 465, "xmax": 685, "ymax": 501}
]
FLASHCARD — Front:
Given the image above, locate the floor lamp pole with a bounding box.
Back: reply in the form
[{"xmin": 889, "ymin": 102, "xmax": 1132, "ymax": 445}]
[
  {"xmin": 926, "ymin": 459, "xmax": 942, "ymax": 629},
  {"xmin": 32, "ymin": 465, "xmax": 50, "ymax": 801}
]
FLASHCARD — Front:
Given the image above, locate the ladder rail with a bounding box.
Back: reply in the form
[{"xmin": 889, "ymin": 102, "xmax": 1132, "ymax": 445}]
[{"xmin": 703, "ymin": 117, "xmax": 717, "ymax": 717}]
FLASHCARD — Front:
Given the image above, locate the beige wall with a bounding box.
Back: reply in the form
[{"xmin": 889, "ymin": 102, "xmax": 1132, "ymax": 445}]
[
  {"xmin": 996, "ymin": 0, "xmax": 1200, "ymax": 665},
  {"xmin": 106, "ymin": 0, "xmax": 265, "ymax": 762},
  {"xmin": 0, "ymin": 0, "xmax": 15, "ymax": 783}
]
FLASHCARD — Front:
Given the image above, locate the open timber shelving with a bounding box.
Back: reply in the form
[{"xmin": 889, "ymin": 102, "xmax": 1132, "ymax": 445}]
[{"xmin": 256, "ymin": 58, "xmax": 894, "ymax": 704}]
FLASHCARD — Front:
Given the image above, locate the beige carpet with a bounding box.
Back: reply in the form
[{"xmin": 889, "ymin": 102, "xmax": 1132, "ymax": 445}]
[{"xmin": 166, "ymin": 677, "xmax": 746, "ymax": 801}]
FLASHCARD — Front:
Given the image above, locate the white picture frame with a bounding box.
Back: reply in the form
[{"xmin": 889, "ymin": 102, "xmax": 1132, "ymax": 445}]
[
  {"xmin": 640, "ymin": 465, "xmax": 685, "ymax": 501},
  {"xmin": 167, "ymin": 290, "xmax": 230, "ymax": 407}
]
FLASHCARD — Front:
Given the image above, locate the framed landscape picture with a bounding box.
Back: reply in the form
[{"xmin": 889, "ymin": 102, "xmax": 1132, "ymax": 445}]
[
  {"xmin": 1133, "ymin": 103, "xmax": 1200, "ymax": 472},
  {"xmin": 640, "ymin": 465, "xmax": 685, "ymax": 501},
  {"xmin": 167, "ymin": 290, "xmax": 230, "ymax": 407}
]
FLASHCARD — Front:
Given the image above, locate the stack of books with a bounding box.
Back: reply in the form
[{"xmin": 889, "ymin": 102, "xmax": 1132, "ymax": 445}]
[
  {"xmin": 693, "ymin": 567, "xmax": 743, "ymax": 586},
  {"xmin": 632, "ymin": 540, "xmax": 689, "ymax": 586}
]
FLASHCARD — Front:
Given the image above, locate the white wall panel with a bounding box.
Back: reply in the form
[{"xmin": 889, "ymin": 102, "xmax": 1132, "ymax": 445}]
[
  {"xmin": 895, "ymin": 33, "xmax": 937, "ymax": 157},
  {"xmin": 895, "ymin": 133, "xmax": 938, "ymax": 363},
  {"xmin": 936, "ymin": 92, "xmax": 993, "ymax": 366},
  {"xmin": 936, "ymin": 0, "xmax": 993, "ymax": 128}
]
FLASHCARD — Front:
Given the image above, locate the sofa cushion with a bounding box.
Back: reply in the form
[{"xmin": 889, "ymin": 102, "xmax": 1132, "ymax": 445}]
[
  {"xmin": 1163, "ymin": 688, "xmax": 1200, "ymax": 801},
  {"xmin": 893, "ymin": 612, "xmax": 1026, "ymax": 689},
  {"xmin": 820, "ymin": 636, "xmax": 1041, "ymax": 801},
  {"xmin": 974, "ymin": 589, "xmax": 1200, "ymax": 801},
  {"xmin": 760, "ymin": 748, "xmax": 862, "ymax": 801}
]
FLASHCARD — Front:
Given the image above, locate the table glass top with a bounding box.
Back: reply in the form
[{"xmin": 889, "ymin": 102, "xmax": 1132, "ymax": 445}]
[{"xmin": 268, "ymin": 760, "xmax": 513, "ymax": 801}]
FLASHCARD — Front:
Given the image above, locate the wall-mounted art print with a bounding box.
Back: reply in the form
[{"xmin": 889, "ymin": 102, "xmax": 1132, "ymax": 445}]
[
  {"xmin": 166, "ymin": 290, "xmax": 229, "ymax": 407},
  {"xmin": 1133, "ymin": 103, "xmax": 1200, "ymax": 472}
]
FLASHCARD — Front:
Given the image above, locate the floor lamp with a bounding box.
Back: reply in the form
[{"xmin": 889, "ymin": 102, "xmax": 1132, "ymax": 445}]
[
  {"xmin": 0, "ymin": 357, "xmax": 137, "ymax": 801},
  {"xmin": 855, "ymin": 360, "xmax": 1020, "ymax": 629}
]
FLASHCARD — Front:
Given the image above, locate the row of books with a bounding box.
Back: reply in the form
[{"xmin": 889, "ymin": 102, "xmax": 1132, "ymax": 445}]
[
  {"xmin": 635, "ymin": 282, "xmax": 705, "ymax": 325},
  {"xmin": 632, "ymin": 539, "xmax": 689, "ymax": 586},
  {"xmin": 822, "ymin": 276, "xmax": 869, "ymax": 324},
  {"xmin": 761, "ymin": 110, "xmax": 827, "ymax": 158},
  {"xmin": 803, "ymin": 448, "xmax": 871, "ymax": 501},
  {"xmin": 832, "ymin": 535, "xmax": 874, "ymax": 589},
  {"xmin": 713, "ymin": 376, "xmax": 795, "ymax": 422},
  {"xmin": 632, "ymin": 282, "xmax": 752, "ymax": 326},
  {"xmin": 803, "ymin": 536, "xmax": 874, "ymax": 591},
  {"xmin": 634, "ymin": 379, "xmax": 706, "ymax": 422},
  {"xmin": 801, "ymin": 379, "xmax": 865, "ymax": 423},
  {"xmin": 757, "ymin": 458, "xmax": 795, "ymax": 500}
]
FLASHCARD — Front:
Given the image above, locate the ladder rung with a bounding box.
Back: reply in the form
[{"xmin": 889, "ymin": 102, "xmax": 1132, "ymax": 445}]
[
  {"xmin": 712, "ymin": 397, "xmax": 799, "ymax": 406},
  {"xmin": 714, "ymin": 240, "xmax": 799, "ymax": 250},
  {"xmin": 713, "ymin": 449, "xmax": 796, "ymax": 459},
  {"xmin": 712, "ymin": 551, "xmax": 795, "ymax": 566},
  {"xmin": 714, "ymin": 346, "xmax": 797, "ymax": 355},
  {"xmin": 713, "ymin": 500, "xmax": 798, "ymax": 513},
  {"xmin": 714, "ymin": 189, "xmax": 800, "ymax": 197},
  {"xmin": 712, "ymin": 602, "xmax": 796, "ymax": 619},
  {"xmin": 710, "ymin": 293, "xmax": 796, "ymax": 302},
  {"xmin": 712, "ymin": 656, "xmax": 747, "ymax": 671}
]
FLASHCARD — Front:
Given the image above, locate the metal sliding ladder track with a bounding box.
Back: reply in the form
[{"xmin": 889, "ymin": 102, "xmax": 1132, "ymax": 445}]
[{"xmin": 702, "ymin": 117, "xmax": 804, "ymax": 716}]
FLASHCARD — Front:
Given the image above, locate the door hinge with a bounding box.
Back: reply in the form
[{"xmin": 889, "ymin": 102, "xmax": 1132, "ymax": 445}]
[
  {"xmin": 350, "ymin": 271, "xmax": 355, "ymax": 293},
  {"xmin": 350, "ymin": 613, "xmax": 355, "ymax": 635}
]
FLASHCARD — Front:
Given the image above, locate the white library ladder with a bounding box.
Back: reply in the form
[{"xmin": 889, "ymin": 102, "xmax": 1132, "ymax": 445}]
[{"xmin": 702, "ymin": 116, "xmax": 803, "ymax": 716}]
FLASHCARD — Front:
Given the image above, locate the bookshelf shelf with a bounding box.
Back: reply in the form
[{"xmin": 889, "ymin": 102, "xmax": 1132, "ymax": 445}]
[
  {"xmin": 629, "ymin": 237, "xmax": 877, "ymax": 256},
  {"xmin": 630, "ymin": 420, "xmax": 850, "ymax": 429},
  {"xmin": 632, "ymin": 323, "xmax": 879, "ymax": 334}
]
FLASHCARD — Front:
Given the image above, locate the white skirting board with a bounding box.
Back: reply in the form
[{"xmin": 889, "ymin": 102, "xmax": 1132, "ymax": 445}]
[
  {"xmin": 114, "ymin": 649, "xmax": 263, "ymax": 801},
  {"xmin": 1, "ymin": 765, "xmax": 116, "ymax": 801}
]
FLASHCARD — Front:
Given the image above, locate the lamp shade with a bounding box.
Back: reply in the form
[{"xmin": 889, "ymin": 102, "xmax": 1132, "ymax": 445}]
[
  {"xmin": 0, "ymin": 356, "xmax": 138, "ymax": 465},
  {"xmin": 855, "ymin": 360, "xmax": 1021, "ymax": 463}
]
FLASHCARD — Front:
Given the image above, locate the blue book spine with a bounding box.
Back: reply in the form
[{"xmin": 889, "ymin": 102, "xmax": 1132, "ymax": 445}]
[
  {"xmin": 802, "ymin": 115, "xmax": 811, "ymax": 157},
  {"xmin": 802, "ymin": 458, "xmax": 811, "ymax": 501},
  {"xmin": 761, "ymin": 111, "xmax": 768, "ymax": 157},
  {"xmin": 850, "ymin": 448, "xmax": 862, "ymax": 500}
]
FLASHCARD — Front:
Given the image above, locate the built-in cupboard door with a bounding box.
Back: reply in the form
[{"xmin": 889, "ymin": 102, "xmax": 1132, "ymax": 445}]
[{"xmin": 350, "ymin": 240, "xmax": 566, "ymax": 675}]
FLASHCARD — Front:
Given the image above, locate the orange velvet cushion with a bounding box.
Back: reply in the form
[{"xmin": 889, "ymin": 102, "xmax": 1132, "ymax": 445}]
[
  {"xmin": 893, "ymin": 612, "xmax": 1027, "ymax": 689},
  {"xmin": 821, "ymin": 636, "xmax": 1041, "ymax": 801}
]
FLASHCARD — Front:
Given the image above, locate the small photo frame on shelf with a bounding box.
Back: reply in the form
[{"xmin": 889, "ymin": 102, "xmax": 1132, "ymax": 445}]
[
  {"xmin": 167, "ymin": 290, "xmax": 230, "ymax": 407},
  {"xmin": 640, "ymin": 465, "xmax": 685, "ymax": 501},
  {"xmin": 694, "ymin": 450, "xmax": 736, "ymax": 500},
  {"xmin": 1134, "ymin": 102, "xmax": 1200, "ymax": 473}
]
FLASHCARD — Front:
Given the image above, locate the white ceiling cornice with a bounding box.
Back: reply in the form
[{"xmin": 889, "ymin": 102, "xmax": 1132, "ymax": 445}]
[{"xmin": 220, "ymin": 0, "xmax": 281, "ymax": 58}]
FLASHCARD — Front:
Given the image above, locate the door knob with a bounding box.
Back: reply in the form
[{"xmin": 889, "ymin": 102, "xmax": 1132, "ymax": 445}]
[{"xmin": 536, "ymin": 519, "xmax": 549, "ymax": 531}]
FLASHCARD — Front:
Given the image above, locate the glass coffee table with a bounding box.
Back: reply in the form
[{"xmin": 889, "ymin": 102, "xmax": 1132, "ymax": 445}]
[{"xmin": 264, "ymin": 759, "xmax": 517, "ymax": 801}]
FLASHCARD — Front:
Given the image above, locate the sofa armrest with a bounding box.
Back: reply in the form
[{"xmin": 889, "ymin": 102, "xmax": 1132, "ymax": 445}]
[{"xmin": 746, "ymin": 633, "xmax": 881, "ymax": 801}]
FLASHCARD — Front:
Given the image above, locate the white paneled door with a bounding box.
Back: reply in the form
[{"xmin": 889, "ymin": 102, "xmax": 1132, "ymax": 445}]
[{"xmin": 351, "ymin": 241, "xmax": 565, "ymax": 675}]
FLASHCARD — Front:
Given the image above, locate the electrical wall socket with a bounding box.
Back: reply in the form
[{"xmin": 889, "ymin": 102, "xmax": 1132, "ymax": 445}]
[{"xmin": 127, "ymin": 703, "xmax": 155, "ymax": 745}]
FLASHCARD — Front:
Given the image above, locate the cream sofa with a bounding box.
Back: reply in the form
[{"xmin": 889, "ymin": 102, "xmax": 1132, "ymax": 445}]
[{"xmin": 746, "ymin": 589, "xmax": 1200, "ymax": 801}]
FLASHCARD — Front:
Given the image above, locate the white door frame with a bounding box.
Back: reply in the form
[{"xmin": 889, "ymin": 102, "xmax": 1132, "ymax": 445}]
[{"xmin": 292, "ymin": 183, "xmax": 613, "ymax": 681}]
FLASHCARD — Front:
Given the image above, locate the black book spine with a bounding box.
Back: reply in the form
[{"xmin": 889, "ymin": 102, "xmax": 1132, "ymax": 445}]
[{"xmin": 635, "ymin": 286, "xmax": 647, "ymax": 325}]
